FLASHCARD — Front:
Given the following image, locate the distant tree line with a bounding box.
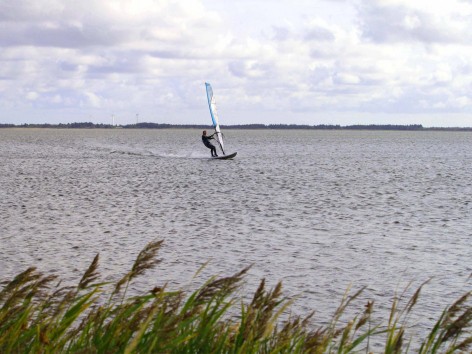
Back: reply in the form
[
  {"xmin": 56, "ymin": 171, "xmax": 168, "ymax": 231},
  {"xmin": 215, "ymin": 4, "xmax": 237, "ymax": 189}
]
[
  {"xmin": 0, "ymin": 122, "xmax": 113, "ymax": 129},
  {"xmin": 343, "ymin": 124, "xmax": 424, "ymax": 130},
  {"xmin": 1, "ymin": 122, "xmax": 472, "ymax": 131}
]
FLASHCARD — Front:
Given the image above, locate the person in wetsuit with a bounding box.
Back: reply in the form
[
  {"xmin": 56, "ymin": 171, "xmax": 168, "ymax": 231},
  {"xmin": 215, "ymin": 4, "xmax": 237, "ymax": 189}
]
[{"xmin": 202, "ymin": 130, "xmax": 218, "ymax": 157}]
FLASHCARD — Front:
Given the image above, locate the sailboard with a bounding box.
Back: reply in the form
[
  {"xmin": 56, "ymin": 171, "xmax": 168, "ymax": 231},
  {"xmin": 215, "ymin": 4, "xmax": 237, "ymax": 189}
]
[{"xmin": 205, "ymin": 82, "xmax": 237, "ymax": 159}]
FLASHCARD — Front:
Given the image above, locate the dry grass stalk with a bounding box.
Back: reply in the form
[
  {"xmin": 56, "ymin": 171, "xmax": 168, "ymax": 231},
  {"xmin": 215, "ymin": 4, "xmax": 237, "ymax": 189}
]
[{"xmin": 78, "ymin": 254, "xmax": 100, "ymax": 290}]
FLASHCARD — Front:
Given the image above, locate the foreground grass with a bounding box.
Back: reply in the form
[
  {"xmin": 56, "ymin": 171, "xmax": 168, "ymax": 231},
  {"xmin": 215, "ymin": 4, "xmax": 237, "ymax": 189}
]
[{"xmin": 1, "ymin": 240, "xmax": 470, "ymax": 353}]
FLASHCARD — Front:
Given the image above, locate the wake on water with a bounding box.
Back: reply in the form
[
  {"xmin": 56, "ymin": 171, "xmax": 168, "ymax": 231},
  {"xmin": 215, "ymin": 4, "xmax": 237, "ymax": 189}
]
[
  {"xmin": 104, "ymin": 146, "xmax": 210, "ymax": 160},
  {"xmin": 90, "ymin": 141, "xmax": 219, "ymax": 160}
]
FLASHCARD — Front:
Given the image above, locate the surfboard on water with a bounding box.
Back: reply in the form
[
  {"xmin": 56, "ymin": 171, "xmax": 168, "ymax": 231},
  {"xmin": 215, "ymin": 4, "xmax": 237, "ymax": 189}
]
[
  {"xmin": 205, "ymin": 82, "xmax": 237, "ymax": 159},
  {"xmin": 211, "ymin": 152, "xmax": 237, "ymax": 160}
]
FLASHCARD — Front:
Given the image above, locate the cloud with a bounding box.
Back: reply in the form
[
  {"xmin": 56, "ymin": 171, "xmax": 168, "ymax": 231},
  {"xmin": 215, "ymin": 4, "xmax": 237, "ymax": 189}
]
[
  {"xmin": 305, "ymin": 27, "xmax": 335, "ymax": 42},
  {"xmin": 0, "ymin": 0, "xmax": 225, "ymax": 117},
  {"xmin": 358, "ymin": 0, "xmax": 472, "ymax": 44},
  {"xmin": 0, "ymin": 22, "xmax": 130, "ymax": 48},
  {"xmin": 1, "ymin": 0, "xmax": 472, "ymax": 126},
  {"xmin": 26, "ymin": 91, "xmax": 39, "ymax": 100}
]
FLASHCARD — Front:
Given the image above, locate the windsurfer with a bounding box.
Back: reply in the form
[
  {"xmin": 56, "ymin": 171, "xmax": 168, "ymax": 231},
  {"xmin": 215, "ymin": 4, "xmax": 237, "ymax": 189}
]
[{"xmin": 202, "ymin": 130, "xmax": 218, "ymax": 157}]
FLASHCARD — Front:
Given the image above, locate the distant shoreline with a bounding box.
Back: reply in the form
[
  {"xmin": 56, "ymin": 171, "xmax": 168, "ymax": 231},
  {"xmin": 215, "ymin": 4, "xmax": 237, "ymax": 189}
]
[{"xmin": 1, "ymin": 122, "xmax": 472, "ymax": 131}]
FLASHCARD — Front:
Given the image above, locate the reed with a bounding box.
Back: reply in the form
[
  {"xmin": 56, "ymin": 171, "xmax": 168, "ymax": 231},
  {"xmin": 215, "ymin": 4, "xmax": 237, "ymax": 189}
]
[{"xmin": 0, "ymin": 240, "xmax": 470, "ymax": 353}]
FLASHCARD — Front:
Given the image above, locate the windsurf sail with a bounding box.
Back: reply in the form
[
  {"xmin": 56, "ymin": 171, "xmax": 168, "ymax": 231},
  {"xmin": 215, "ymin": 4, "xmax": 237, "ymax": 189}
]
[{"xmin": 205, "ymin": 82, "xmax": 225, "ymax": 155}]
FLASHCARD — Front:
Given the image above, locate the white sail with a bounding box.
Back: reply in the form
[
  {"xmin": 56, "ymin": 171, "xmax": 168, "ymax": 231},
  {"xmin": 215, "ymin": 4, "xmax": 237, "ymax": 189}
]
[{"xmin": 205, "ymin": 82, "xmax": 225, "ymax": 155}]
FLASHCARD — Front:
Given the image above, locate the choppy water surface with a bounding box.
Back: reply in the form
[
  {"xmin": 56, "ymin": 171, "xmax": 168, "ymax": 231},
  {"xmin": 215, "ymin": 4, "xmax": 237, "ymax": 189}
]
[{"xmin": 1, "ymin": 128, "xmax": 471, "ymax": 339}]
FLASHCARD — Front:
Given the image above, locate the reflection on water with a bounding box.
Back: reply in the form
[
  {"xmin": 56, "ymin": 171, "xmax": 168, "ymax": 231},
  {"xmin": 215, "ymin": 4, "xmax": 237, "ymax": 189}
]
[{"xmin": 1, "ymin": 128, "xmax": 471, "ymax": 334}]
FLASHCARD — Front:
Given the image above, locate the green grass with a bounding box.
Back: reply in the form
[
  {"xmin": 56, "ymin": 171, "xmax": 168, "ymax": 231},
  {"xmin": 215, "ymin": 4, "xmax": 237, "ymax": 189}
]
[{"xmin": 1, "ymin": 240, "xmax": 470, "ymax": 353}]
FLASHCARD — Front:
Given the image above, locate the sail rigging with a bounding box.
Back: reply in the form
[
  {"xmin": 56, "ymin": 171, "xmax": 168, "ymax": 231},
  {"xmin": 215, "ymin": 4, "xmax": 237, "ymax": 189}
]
[{"xmin": 205, "ymin": 82, "xmax": 225, "ymax": 155}]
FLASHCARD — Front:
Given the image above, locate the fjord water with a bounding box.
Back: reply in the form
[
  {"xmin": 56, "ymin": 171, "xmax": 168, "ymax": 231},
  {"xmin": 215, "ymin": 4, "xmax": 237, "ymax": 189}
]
[{"xmin": 1, "ymin": 128, "xmax": 471, "ymax": 329}]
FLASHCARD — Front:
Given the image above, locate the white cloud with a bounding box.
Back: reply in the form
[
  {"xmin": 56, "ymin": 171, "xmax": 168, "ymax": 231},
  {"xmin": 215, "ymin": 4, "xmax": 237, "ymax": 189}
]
[
  {"xmin": 83, "ymin": 91, "xmax": 101, "ymax": 108},
  {"xmin": 334, "ymin": 73, "xmax": 361, "ymax": 85},
  {"xmin": 26, "ymin": 92, "xmax": 39, "ymax": 100},
  {"xmin": 452, "ymin": 95, "xmax": 471, "ymax": 108},
  {"xmin": 0, "ymin": 0, "xmax": 472, "ymax": 126}
]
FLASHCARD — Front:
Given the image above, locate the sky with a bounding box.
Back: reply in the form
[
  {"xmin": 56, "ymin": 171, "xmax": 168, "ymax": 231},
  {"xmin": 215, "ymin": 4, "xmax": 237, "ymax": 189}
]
[{"xmin": 1, "ymin": 0, "xmax": 472, "ymax": 127}]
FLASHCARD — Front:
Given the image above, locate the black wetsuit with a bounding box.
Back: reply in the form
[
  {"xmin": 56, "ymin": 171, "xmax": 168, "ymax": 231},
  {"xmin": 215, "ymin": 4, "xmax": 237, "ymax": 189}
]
[{"xmin": 202, "ymin": 134, "xmax": 218, "ymax": 157}]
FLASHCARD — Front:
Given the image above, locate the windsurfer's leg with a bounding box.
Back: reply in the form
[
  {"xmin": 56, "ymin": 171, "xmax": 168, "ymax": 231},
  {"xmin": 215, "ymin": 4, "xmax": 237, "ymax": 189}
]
[
  {"xmin": 207, "ymin": 143, "xmax": 216, "ymax": 157},
  {"xmin": 204, "ymin": 143, "xmax": 214, "ymax": 156}
]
